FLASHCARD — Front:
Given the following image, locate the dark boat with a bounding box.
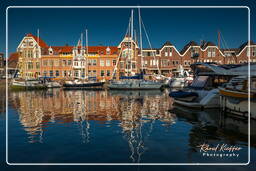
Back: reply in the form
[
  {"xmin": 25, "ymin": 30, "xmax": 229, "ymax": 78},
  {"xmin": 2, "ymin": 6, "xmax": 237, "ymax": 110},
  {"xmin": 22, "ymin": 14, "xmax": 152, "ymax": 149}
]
[{"xmin": 169, "ymin": 90, "xmax": 198, "ymax": 102}]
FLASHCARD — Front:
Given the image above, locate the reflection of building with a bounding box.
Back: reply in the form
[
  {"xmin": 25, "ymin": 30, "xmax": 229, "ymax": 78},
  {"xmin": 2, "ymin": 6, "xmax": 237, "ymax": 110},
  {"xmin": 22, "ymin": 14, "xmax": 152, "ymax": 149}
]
[{"xmin": 9, "ymin": 90, "xmax": 175, "ymax": 146}]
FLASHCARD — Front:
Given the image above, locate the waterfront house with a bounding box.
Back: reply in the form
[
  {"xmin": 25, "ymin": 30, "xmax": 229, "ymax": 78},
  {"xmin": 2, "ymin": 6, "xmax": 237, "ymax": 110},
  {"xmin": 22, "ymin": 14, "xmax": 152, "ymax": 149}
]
[{"xmin": 15, "ymin": 33, "xmax": 255, "ymax": 80}]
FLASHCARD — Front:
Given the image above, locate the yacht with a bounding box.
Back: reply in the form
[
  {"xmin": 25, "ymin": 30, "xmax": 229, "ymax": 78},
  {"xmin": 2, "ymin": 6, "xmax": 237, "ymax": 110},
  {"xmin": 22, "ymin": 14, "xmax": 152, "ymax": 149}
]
[
  {"xmin": 169, "ymin": 63, "xmax": 234, "ymax": 109},
  {"xmin": 219, "ymin": 75, "xmax": 256, "ymax": 119}
]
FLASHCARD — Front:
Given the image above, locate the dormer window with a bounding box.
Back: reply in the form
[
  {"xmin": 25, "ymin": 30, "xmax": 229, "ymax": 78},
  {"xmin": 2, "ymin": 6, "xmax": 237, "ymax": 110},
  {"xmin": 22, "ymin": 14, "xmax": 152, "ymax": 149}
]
[
  {"xmin": 164, "ymin": 48, "xmax": 168, "ymax": 56},
  {"xmin": 169, "ymin": 48, "xmax": 173, "ymax": 56},
  {"xmin": 48, "ymin": 47, "xmax": 53, "ymax": 55},
  {"xmin": 106, "ymin": 47, "xmax": 111, "ymax": 55}
]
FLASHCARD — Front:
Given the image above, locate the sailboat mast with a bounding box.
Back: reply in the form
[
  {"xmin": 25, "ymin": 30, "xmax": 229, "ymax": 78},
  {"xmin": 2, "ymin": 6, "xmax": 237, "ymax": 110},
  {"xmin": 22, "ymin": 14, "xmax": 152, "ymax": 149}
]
[
  {"xmin": 130, "ymin": 9, "xmax": 133, "ymax": 75},
  {"xmin": 37, "ymin": 29, "xmax": 41, "ymax": 78},
  {"xmin": 85, "ymin": 29, "xmax": 88, "ymax": 80},
  {"xmin": 138, "ymin": 8, "xmax": 143, "ymax": 72}
]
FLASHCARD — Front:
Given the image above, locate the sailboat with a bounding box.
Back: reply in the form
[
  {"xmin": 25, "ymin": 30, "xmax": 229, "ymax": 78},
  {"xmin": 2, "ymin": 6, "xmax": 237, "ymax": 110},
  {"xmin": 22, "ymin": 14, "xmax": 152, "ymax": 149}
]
[
  {"xmin": 108, "ymin": 9, "xmax": 163, "ymax": 90},
  {"xmin": 63, "ymin": 29, "xmax": 104, "ymax": 90}
]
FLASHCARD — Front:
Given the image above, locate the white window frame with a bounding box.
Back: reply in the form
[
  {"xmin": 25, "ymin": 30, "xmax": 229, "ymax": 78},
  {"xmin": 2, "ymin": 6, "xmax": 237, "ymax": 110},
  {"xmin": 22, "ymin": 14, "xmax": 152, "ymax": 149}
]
[{"xmin": 100, "ymin": 60, "xmax": 105, "ymax": 67}]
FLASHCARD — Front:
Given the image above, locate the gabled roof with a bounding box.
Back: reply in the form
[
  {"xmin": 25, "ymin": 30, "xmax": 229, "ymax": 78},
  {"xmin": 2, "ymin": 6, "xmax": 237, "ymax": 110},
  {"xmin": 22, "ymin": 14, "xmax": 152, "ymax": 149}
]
[
  {"xmin": 237, "ymin": 40, "xmax": 256, "ymax": 54},
  {"xmin": 26, "ymin": 33, "xmax": 48, "ymax": 48},
  {"xmin": 160, "ymin": 41, "xmax": 173, "ymax": 49},
  {"xmin": 200, "ymin": 41, "xmax": 216, "ymax": 50},
  {"xmin": 180, "ymin": 41, "xmax": 198, "ymax": 55},
  {"xmin": 220, "ymin": 48, "xmax": 239, "ymax": 54}
]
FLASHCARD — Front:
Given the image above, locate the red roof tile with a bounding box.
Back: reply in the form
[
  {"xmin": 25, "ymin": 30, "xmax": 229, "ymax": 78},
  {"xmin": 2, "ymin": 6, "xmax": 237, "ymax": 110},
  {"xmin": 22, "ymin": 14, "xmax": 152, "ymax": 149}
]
[
  {"xmin": 26, "ymin": 33, "xmax": 48, "ymax": 48},
  {"xmin": 87, "ymin": 46, "xmax": 118, "ymax": 55}
]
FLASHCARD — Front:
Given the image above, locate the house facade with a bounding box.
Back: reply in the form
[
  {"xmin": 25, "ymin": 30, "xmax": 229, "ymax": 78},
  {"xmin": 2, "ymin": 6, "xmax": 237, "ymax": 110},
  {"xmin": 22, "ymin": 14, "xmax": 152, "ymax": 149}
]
[{"xmin": 15, "ymin": 33, "xmax": 256, "ymax": 80}]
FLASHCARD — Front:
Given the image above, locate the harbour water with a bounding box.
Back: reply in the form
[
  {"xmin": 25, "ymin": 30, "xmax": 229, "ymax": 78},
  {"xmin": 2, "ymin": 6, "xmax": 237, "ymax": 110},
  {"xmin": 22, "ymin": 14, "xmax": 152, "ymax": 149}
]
[{"xmin": 1, "ymin": 88, "xmax": 255, "ymax": 164}]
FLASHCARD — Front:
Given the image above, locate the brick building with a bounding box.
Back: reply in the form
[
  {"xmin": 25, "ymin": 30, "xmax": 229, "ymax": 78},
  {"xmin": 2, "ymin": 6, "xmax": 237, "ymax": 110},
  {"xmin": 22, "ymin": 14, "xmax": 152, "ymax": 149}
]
[
  {"xmin": 0, "ymin": 53, "xmax": 5, "ymax": 78},
  {"xmin": 15, "ymin": 33, "xmax": 256, "ymax": 80}
]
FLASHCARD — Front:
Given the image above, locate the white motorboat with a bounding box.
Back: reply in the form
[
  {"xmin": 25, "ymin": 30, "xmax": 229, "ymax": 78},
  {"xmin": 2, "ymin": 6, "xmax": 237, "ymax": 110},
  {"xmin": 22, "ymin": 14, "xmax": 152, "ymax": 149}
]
[{"xmin": 108, "ymin": 79, "xmax": 163, "ymax": 90}]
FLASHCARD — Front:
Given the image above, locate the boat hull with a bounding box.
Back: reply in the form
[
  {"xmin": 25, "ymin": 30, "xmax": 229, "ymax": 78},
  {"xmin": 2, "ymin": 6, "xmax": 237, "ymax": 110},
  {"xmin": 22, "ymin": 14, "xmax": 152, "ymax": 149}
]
[
  {"xmin": 219, "ymin": 87, "xmax": 256, "ymax": 119},
  {"xmin": 108, "ymin": 80, "xmax": 163, "ymax": 90},
  {"xmin": 63, "ymin": 82, "xmax": 104, "ymax": 88}
]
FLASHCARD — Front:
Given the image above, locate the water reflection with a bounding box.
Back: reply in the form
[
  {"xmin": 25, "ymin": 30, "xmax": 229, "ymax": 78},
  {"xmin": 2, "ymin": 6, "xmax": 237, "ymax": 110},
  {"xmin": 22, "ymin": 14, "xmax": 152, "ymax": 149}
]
[
  {"xmin": 170, "ymin": 105, "xmax": 255, "ymax": 150},
  {"xmin": 9, "ymin": 89, "xmax": 176, "ymax": 162},
  {"xmin": 8, "ymin": 89, "xmax": 254, "ymax": 163}
]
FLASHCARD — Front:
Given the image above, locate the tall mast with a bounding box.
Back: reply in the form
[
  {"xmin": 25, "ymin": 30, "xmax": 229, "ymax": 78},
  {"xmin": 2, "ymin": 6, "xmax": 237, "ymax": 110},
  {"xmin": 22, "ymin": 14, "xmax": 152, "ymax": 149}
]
[
  {"xmin": 218, "ymin": 30, "xmax": 221, "ymax": 49},
  {"xmin": 130, "ymin": 9, "xmax": 133, "ymax": 75},
  {"xmin": 81, "ymin": 33, "xmax": 83, "ymax": 48},
  {"xmin": 85, "ymin": 29, "xmax": 88, "ymax": 79},
  {"xmin": 37, "ymin": 29, "xmax": 40, "ymax": 47},
  {"xmin": 37, "ymin": 29, "xmax": 41, "ymax": 78},
  {"xmin": 138, "ymin": 7, "xmax": 143, "ymax": 72}
]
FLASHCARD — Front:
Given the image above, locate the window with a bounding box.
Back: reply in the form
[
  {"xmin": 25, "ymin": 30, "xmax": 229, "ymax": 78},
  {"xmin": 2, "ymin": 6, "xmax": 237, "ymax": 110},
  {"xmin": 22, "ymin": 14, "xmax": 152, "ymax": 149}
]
[
  {"xmin": 252, "ymin": 47, "xmax": 256, "ymax": 57},
  {"xmin": 208, "ymin": 49, "xmax": 211, "ymax": 57},
  {"xmin": 88, "ymin": 70, "xmax": 92, "ymax": 77},
  {"xmin": 35, "ymin": 51, "xmax": 39, "ymax": 58},
  {"xmin": 132, "ymin": 62, "xmax": 136, "ymax": 69},
  {"xmin": 120, "ymin": 61, "xmax": 124, "ymax": 68},
  {"xmin": 187, "ymin": 60, "xmax": 191, "ymax": 65},
  {"xmin": 56, "ymin": 70, "xmax": 59, "ymax": 76},
  {"xmin": 208, "ymin": 48, "xmax": 216, "ymax": 57},
  {"xmin": 68, "ymin": 60, "xmax": 72, "ymax": 65},
  {"xmin": 100, "ymin": 60, "xmax": 105, "ymax": 66},
  {"xmin": 43, "ymin": 71, "xmax": 47, "ymax": 76},
  {"xmin": 43, "ymin": 60, "xmax": 48, "ymax": 66},
  {"xmin": 112, "ymin": 60, "xmax": 116, "ymax": 66},
  {"xmin": 93, "ymin": 70, "xmax": 97, "ymax": 77},
  {"xmin": 101, "ymin": 70, "xmax": 104, "ymax": 76},
  {"xmin": 63, "ymin": 60, "xmax": 66, "ymax": 66},
  {"xmin": 169, "ymin": 48, "xmax": 173, "ymax": 56},
  {"xmin": 162, "ymin": 60, "xmax": 168, "ymax": 67},
  {"xmin": 150, "ymin": 59, "xmax": 158, "ymax": 66},
  {"xmin": 212, "ymin": 48, "xmax": 216, "ymax": 57},
  {"xmin": 54, "ymin": 60, "xmax": 59, "ymax": 66},
  {"xmin": 49, "ymin": 70, "xmax": 53, "ymax": 76},
  {"xmin": 164, "ymin": 48, "xmax": 168, "ymax": 57},
  {"xmin": 106, "ymin": 48, "xmax": 111, "ymax": 55},
  {"xmin": 92, "ymin": 59, "xmax": 97, "ymax": 66},
  {"xmin": 107, "ymin": 70, "xmax": 110, "ymax": 76},
  {"xmin": 27, "ymin": 62, "xmax": 33, "ymax": 69},
  {"xmin": 49, "ymin": 60, "xmax": 53, "ymax": 66},
  {"xmin": 191, "ymin": 48, "xmax": 199, "ymax": 58},
  {"xmin": 64, "ymin": 70, "xmax": 67, "ymax": 77},
  {"xmin": 75, "ymin": 71, "xmax": 79, "ymax": 77},
  {"xmin": 106, "ymin": 59, "xmax": 111, "ymax": 66},
  {"xmin": 36, "ymin": 62, "xmax": 40, "ymax": 69}
]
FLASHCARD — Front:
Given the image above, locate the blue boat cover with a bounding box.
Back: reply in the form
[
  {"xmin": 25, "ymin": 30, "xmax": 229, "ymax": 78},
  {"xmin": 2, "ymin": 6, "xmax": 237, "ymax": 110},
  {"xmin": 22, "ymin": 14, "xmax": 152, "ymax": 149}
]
[
  {"xmin": 169, "ymin": 91, "xmax": 198, "ymax": 98},
  {"xmin": 120, "ymin": 73, "xmax": 143, "ymax": 79}
]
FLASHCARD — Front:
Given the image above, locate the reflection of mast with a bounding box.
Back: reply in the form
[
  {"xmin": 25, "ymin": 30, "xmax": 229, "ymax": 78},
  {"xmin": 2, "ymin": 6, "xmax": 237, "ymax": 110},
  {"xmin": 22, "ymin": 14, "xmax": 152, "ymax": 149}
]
[
  {"xmin": 121, "ymin": 96, "xmax": 145, "ymax": 163},
  {"xmin": 77, "ymin": 91, "xmax": 90, "ymax": 143}
]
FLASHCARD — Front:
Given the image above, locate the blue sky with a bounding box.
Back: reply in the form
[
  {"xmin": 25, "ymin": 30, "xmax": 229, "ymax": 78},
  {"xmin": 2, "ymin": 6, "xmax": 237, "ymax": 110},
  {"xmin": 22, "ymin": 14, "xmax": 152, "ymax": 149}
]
[{"xmin": 0, "ymin": 0, "xmax": 256, "ymax": 56}]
